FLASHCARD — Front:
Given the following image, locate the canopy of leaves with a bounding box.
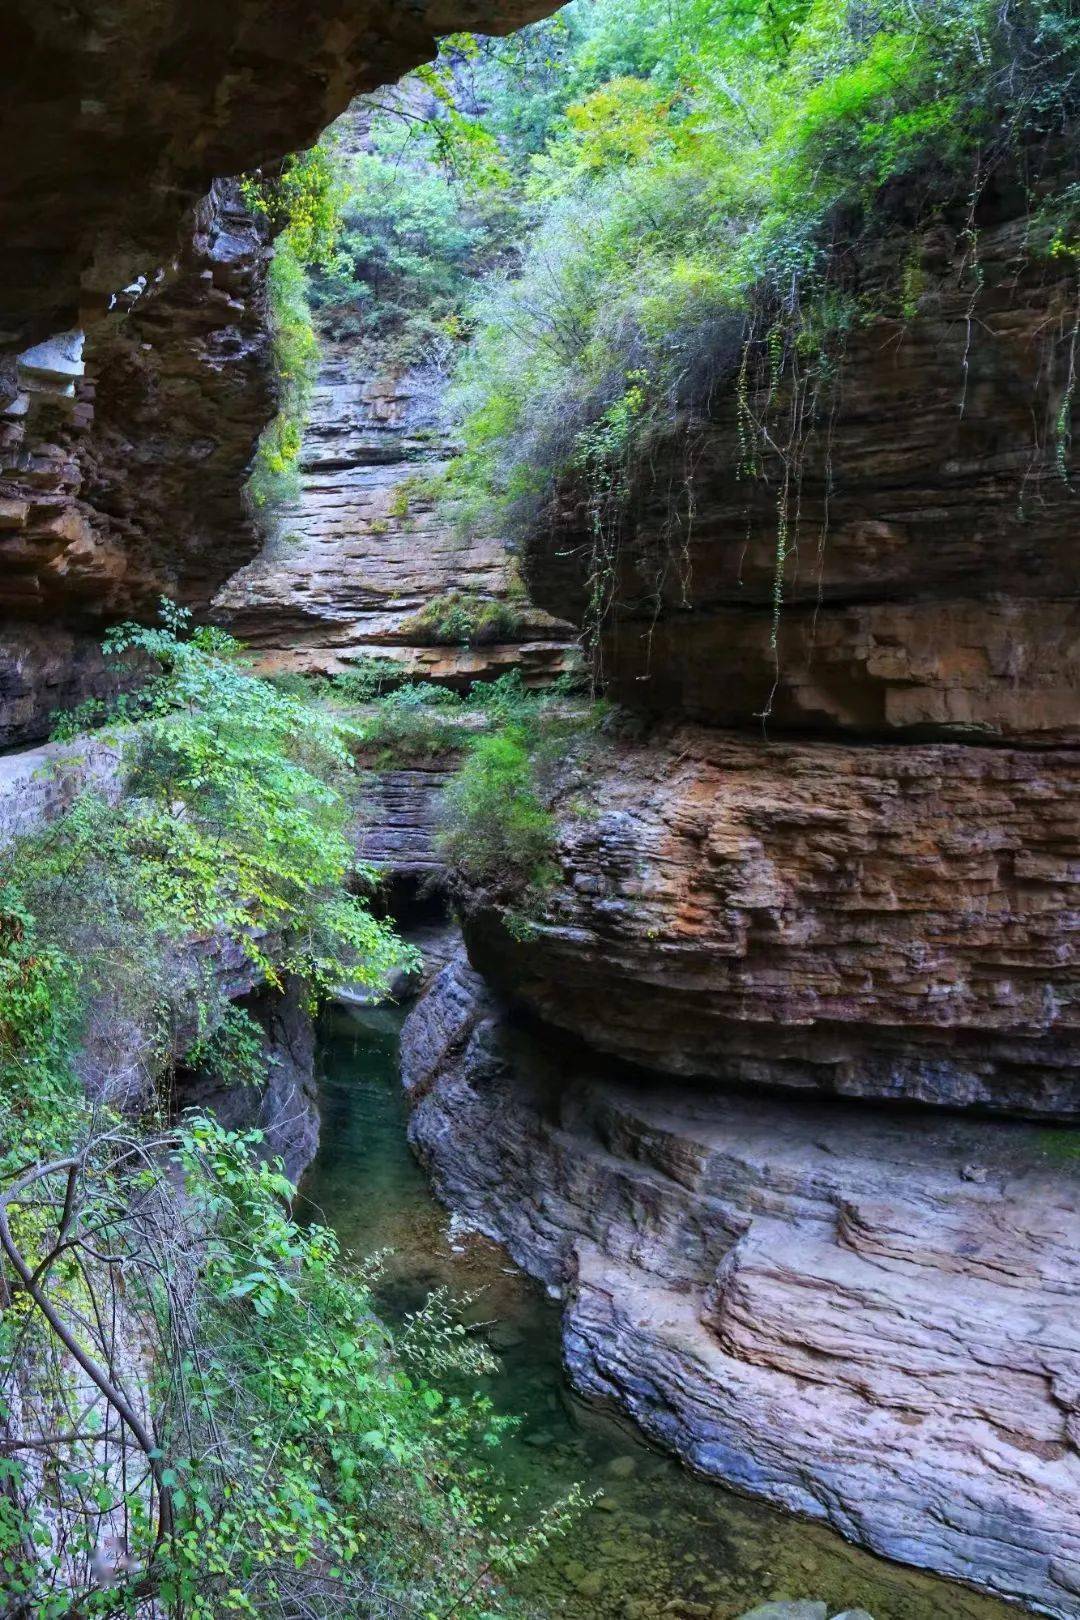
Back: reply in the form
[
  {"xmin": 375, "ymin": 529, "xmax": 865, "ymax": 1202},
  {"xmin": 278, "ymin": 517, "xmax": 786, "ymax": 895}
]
[{"xmin": 424, "ymin": 0, "xmax": 1080, "ymax": 536}]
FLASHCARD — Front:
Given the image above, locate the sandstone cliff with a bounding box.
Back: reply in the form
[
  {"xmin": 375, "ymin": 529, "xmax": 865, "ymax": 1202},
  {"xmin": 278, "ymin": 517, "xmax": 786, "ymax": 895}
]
[
  {"xmin": 527, "ymin": 204, "xmax": 1080, "ymax": 744},
  {"xmin": 455, "ymin": 194, "xmax": 1080, "ymax": 1115},
  {"xmin": 215, "ymin": 349, "xmax": 577, "ymax": 686},
  {"xmin": 461, "ymin": 723, "xmax": 1080, "ymax": 1116},
  {"xmin": 399, "ymin": 183, "xmax": 1080, "ymax": 1612}
]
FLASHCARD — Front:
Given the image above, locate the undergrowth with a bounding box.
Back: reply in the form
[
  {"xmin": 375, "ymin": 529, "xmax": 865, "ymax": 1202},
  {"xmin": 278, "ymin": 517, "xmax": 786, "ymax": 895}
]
[{"xmin": 0, "ymin": 611, "xmax": 583, "ymax": 1616}]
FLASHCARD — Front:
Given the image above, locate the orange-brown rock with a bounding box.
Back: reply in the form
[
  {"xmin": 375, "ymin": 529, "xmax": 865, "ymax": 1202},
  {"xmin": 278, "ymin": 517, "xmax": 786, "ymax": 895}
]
[
  {"xmin": 0, "ymin": 184, "xmax": 273, "ymax": 740},
  {"xmin": 462, "ymin": 723, "xmax": 1080, "ymax": 1116},
  {"xmin": 530, "ymin": 205, "xmax": 1080, "ymax": 742}
]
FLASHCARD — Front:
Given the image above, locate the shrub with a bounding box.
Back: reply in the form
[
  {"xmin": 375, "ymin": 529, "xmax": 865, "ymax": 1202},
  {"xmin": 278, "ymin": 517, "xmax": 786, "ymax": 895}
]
[
  {"xmin": 405, "ymin": 590, "xmax": 526, "ymax": 645},
  {"xmin": 344, "ymin": 680, "xmax": 468, "ymax": 762},
  {"xmin": 439, "ymin": 724, "xmax": 557, "ymax": 893},
  {"xmin": 439, "ymin": 0, "xmax": 1080, "ymax": 555},
  {"xmin": 1, "ymin": 606, "xmax": 582, "ymax": 1614},
  {"xmin": 246, "ymin": 242, "xmax": 320, "ymax": 515}
]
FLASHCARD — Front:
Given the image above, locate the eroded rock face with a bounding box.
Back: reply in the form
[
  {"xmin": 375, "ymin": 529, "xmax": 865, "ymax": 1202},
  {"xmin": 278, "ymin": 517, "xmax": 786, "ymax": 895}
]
[
  {"xmin": 0, "ymin": 185, "xmax": 273, "ymax": 743},
  {"xmin": 403, "ymin": 954, "xmax": 1080, "ymax": 1617},
  {"xmin": 215, "ymin": 352, "xmax": 577, "ymax": 686},
  {"xmin": 530, "ymin": 208, "xmax": 1080, "ymax": 743},
  {"xmin": 461, "ymin": 723, "xmax": 1080, "ymax": 1116},
  {"xmin": 1, "ymin": 1, "xmax": 563, "ymax": 742},
  {"xmin": 353, "ymin": 757, "xmax": 458, "ymax": 879},
  {"xmin": 1, "ymin": 0, "xmax": 558, "ymax": 354}
]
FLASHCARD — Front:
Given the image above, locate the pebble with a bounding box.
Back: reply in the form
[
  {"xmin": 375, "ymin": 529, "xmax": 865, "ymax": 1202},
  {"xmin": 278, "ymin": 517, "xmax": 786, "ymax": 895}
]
[{"xmin": 735, "ymin": 1604, "xmax": 828, "ymax": 1620}]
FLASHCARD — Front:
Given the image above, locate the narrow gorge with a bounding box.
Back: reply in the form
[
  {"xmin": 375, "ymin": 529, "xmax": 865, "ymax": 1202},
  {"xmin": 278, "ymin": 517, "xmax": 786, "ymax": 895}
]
[{"xmin": 1, "ymin": 5, "xmax": 1078, "ymax": 1619}]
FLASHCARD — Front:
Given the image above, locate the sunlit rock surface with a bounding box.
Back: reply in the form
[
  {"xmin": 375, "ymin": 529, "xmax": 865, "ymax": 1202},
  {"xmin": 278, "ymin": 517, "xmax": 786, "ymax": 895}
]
[
  {"xmin": 403, "ymin": 953, "xmax": 1080, "ymax": 1617},
  {"xmin": 215, "ymin": 354, "xmax": 578, "ymax": 687}
]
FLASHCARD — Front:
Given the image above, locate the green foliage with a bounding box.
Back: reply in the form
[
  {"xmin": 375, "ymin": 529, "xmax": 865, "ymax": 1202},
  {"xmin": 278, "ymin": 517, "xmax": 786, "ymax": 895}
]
[
  {"xmin": 242, "ymin": 139, "xmax": 347, "ymax": 518},
  {"xmin": 242, "ymin": 141, "xmax": 346, "ymax": 271},
  {"xmin": 185, "ymin": 1005, "xmax": 268, "ymax": 1090},
  {"xmin": 247, "ymin": 242, "xmax": 320, "ymax": 513},
  {"xmin": 405, "ymin": 589, "xmax": 526, "ymax": 645},
  {"xmin": 5, "ymin": 601, "xmax": 412, "ymax": 1118},
  {"xmin": 1, "ymin": 607, "xmax": 582, "ymax": 1614},
  {"xmin": 311, "ymin": 147, "xmax": 507, "ymax": 367},
  {"xmin": 0, "ymin": 1107, "xmax": 580, "ymax": 1616},
  {"xmin": 439, "ymin": 725, "xmax": 558, "ymax": 895},
  {"xmin": 438, "ymin": 678, "xmax": 605, "ymax": 911},
  {"xmin": 436, "ymin": 0, "xmax": 1080, "ymax": 556},
  {"xmin": 344, "ymin": 680, "xmax": 468, "ymax": 763}
]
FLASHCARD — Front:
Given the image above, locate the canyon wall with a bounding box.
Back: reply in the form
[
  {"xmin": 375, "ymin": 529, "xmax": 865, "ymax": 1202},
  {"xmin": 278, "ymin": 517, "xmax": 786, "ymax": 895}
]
[
  {"xmin": 403, "ymin": 954, "xmax": 1080, "ymax": 1618},
  {"xmin": 402, "ymin": 187, "xmax": 1080, "ymax": 1614},
  {"xmin": 527, "ymin": 204, "xmax": 1079, "ymax": 745},
  {"xmin": 457, "ymin": 197, "xmax": 1080, "ymax": 1115},
  {"xmin": 2, "ymin": 0, "xmax": 557, "ymax": 356},
  {"xmin": 0, "ymin": 0, "xmax": 561, "ymax": 746},
  {"xmin": 215, "ymin": 350, "xmax": 577, "ymax": 686}
]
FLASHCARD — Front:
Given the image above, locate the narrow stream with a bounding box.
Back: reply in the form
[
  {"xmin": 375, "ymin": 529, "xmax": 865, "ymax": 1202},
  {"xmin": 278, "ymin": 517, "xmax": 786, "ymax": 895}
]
[{"xmin": 300, "ymin": 1004, "xmax": 1022, "ymax": 1620}]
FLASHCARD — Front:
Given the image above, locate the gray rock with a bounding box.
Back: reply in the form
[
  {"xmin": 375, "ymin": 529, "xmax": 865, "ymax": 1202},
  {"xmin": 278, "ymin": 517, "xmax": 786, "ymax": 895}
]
[
  {"xmin": 829, "ymin": 1610, "xmax": 876, "ymax": 1620},
  {"xmin": 403, "ymin": 956, "xmax": 1080, "ymax": 1618},
  {"xmin": 734, "ymin": 1606, "xmax": 826, "ymax": 1620},
  {"xmin": 736, "ymin": 1606, "xmax": 827, "ymax": 1620}
]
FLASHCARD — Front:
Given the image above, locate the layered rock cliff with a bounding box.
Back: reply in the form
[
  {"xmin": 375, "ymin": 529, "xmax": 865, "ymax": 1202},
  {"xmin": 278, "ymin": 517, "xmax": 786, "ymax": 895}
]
[
  {"xmin": 461, "ymin": 724, "xmax": 1080, "ymax": 1116},
  {"xmin": 2, "ymin": 0, "xmax": 556, "ymax": 356},
  {"xmin": 0, "ymin": 0, "xmax": 561, "ymax": 746},
  {"xmin": 528, "ymin": 204, "xmax": 1080, "ymax": 745},
  {"xmin": 403, "ymin": 954, "xmax": 1080, "ymax": 1617},
  {"xmin": 399, "ymin": 185, "xmax": 1080, "ymax": 1614},
  {"xmin": 215, "ymin": 348, "xmax": 577, "ymax": 686},
  {"xmin": 0, "ymin": 184, "xmax": 271, "ymax": 745},
  {"xmin": 453, "ymin": 195, "xmax": 1080, "ymax": 1114}
]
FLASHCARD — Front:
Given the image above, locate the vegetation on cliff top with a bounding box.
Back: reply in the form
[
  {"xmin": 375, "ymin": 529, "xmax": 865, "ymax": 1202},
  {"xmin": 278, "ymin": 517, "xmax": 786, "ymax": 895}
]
[
  {"xmin": 435, "ymin": 0, "xmax": 1080, "ymax": 545},
  {"xmin": 281, "ymin": 0, "xmax": 1079, "ymax": 674}
]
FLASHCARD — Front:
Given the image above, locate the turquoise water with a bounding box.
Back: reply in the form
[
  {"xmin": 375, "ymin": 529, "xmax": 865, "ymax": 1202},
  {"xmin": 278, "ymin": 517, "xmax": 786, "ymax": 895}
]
[{"xmin": 299, "ymin": 1004, "xmax": 1023, "ymax": 1620}]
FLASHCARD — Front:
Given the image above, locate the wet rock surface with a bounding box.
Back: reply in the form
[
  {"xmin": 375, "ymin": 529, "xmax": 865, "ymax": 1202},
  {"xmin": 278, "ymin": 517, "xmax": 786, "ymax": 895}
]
[
  {"xmin": 403, "ymin": 953, "xmax": 1080, "ymax": 1616},
  {"xmin": 311, "ymin": 1002, "xmax": 1021, "ymax": 1620}
]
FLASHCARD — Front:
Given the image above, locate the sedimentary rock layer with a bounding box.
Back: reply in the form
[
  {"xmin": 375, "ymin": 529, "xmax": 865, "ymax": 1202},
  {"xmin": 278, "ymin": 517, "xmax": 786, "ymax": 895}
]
[
  {"xmin": 216, "ymin": 354, "xmax": 577, "ymax": 686},
  {"xmin": 462, "ymin": 724, "xmax": 1080, "ymax": 1116},
  {"xmin": 403, "ymin": 954, "xmax": 1080, "ymax": 1618},
  {"xmin": 353, "ymin": 758, "xmax": 457, "ymax": 878},
  {"xmin": 529, "ymin": 207, "xmax": 1080, "ymax": 742}
]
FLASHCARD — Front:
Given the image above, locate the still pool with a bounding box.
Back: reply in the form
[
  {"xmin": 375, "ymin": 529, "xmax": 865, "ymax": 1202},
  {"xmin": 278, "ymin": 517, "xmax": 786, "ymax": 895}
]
[{"xmin": 299, "ymin": 1004, "xmax": 1023, "ymax": 1620}]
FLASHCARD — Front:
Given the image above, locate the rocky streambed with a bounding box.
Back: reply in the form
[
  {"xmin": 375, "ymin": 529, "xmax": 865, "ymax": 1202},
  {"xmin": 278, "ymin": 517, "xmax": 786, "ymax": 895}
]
[
  {"xmin": 399, "ymin": 954, "xmax": 1080, "ymax": 1618},
  {"xmin": 301, "ymin": 999, "xmax": 1041, "ymax": 1620}
]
